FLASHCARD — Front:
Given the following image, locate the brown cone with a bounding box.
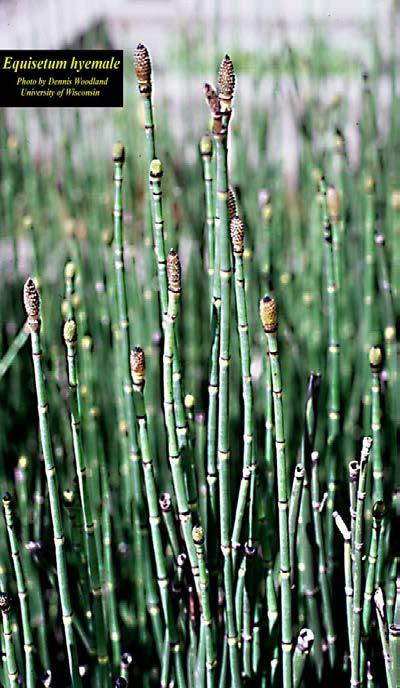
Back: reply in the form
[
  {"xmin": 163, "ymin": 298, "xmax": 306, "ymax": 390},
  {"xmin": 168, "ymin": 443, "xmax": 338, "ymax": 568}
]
[
  {"xmin": 130, "ymin": 347, "xmax": 146, "ymax": 385},
  {"xmin": 167, "ymin": 249, "xmax": 181, "ymax": 293}
]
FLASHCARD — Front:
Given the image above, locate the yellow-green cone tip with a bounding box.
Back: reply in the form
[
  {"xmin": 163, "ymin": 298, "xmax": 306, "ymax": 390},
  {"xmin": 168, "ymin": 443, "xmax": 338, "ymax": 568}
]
[
  {"xmin": 18, "ymin": 455, "xmax": 28, "ymax": 469},
  {"xmin": 259, "ymin": 295, "xmax": 278, "ymax": 332},
  {"xmin": 23, "ymin": 215, "xmax": 33, "ymax": 229},
  {"xmin": 64, "ymin": 261, "xmax": 76, "ymax": 280},
  {"xmin": 167, "ymin": 249, "xmax": 181, "ymax": 293},
  {"xmin": 150, "ymin": 159, "xmax": 163, "ymax": 177},
  {"xmin": 184, "ymin": 394, "xmax": 195, "ymax": 409},
  {"xmin": 192, "ymin": 525, "xmax": 204, "ymax": 544},
  {"xmin": 200, "ymin": 134, "xmax": 212, "ymax": 155},
  {"xmin": 23, "ymin": 278, "xmax": 40, "ymax": 319},
  {"xmin": 369, "ymin": 346, "xmax": 382, "ymax": 368},
  {"xmin": 112, "ymin": 142, "xmax": 125, "ymax": 163},
  {"xmin": 63, "ymin": 490, "xmax": 75, "ymax": 506},
  {"xmin": 130, "ymin": 347, "xmax": 146, "ymax": 384},
  {"xmin": 63, "ymin": 320, "xmax": 77, "ymax": 344},
  {"xmin": 230, "ymin": 215, "xmax": 245, "ymax": 255},
  {"xmin": 217, "ymin": 54, "xmax": 236, "ymax": 99}
]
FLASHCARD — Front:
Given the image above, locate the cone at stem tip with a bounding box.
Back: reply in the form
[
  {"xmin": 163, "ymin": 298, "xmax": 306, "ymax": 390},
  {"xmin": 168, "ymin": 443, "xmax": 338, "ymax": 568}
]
[
  {"xmin": 64, "ymin": 261, "xmax": 76, "ymax": 280},
  {"xmin": 192, "ymin": 525, "xmax": 204, "ymax": 545},
  {"xmin": 200, "ymin": 134, "xmax": 213, "ymax": 156},
  {"xmin": 150, "ymin": 159, "xmax": 163, "ymax": 178},
  {"xmin": 230, "ymin": 215, "xmax": 244, "ymax": 255},
  {"xmin": 0, "ymin": 592, "xmax": 12, "ymax": 614},
  {"xmin": 112, "ymin": 142, "xmax": 125, "ymax": 163},
  {"xmin": 63, "ymin": 320, "xmax": 77, "ymax": 344},
  {"xmin": 134, "ymin": 43, "xmax": 152, "ymax": 87},
  {"xmin": 259, "ymin": 295, "xmax": 278, "ymax": 333},
  {"xmin": 23, "ymin": 278, "xmax": 39, "ymax": 318},
  {"xmin": 369, "ymin": 346, "xmax": 383, "ymax": 370},
  {"xmin": 130, "ymin": 347, "xmax": 146, "ymax": 385},
  {"xmin": 167, "ymin": 249, "xmax": 181, "ymax": 293},
  {"xmin": 204, "ymin": 83, "xmax": 221, "ymax": 117},
  {"xmin": 217, "ymin": 54, "xmax": 236, "ymax": 100}
]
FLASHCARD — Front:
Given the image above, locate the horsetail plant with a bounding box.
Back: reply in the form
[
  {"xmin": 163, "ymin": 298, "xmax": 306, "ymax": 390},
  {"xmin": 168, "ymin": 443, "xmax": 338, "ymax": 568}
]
[
  {"xmin": 0, "ymin": 37, "xmax": 399, "ymax": 688},
  {"xmin": 23, "ymin": 278, "xmax": 82, "ymax": 687}
]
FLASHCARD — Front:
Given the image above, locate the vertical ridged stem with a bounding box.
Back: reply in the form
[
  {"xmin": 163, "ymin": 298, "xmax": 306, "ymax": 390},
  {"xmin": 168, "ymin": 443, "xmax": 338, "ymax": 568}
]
[
  {"xmin": 215, "ymin": 131, "xmax": 240, "ymax": 687},
  {"xmin": 201, "ymin": 141, "xmax": 215, "ymax": 305},
  {"xmin": 360, "ymin": 502, "xmax": 385, "ymax": 682},
  {"xmin": 231, "ymin": 231, "xmax": 256, "ymax": 546},
  {"xmin": 163, "ymin": 283, "xmax": 198, "ymax": 580},
  {"xmin": 64, "ymin": 326, "xmax": 109, "ymax": 678},
  {"xmin": 262, "ymin": 319, "xmax": 293, "ymax": 688},
  {"xmin": 3, "ymin": 497, "xmax": 35, "ymax": 687},
  {"xmin": 289, "ymin": 465, "xmax": 305, "ymax": 587},
  {"xmin": 292, "ymin": 628, "xmax": 314, "ymax": 688},
  {"xmin": 112, "ymin": 152, "xmax": 150, "ymax": 645},
  {"xmin": 132, "ymin": 371, "xmax": 186, "ymax": 687},
  {"xmin": 1, "ymin": 607, "xmax": 18, "ymax": 686},
  {"xmin": 333, "ymin": 511, "xmax": 353, "ymax": 652},
  {"xmin": 310, "ymin": 453, "xmax": 335, "ymax": 666},
  {"xmin": 389, "ymin": 624, "xmax": 400, "ymax": 688},
  {"xmin": 351, "ymin": 438, "xmax": 372, "ymax": 687},
  {"xmin": 193, "ymin": 528, "xmax": 217, "ymax": 688},
  {"xmin": 28, "ymin": 326, "xmax": 81, "ymax": 686},
  {"xmin": 375, "ymin": 588, "xmax": 393, "ymax": 688},
  {"xmin": 370, "ymin": 357, "xmax": 383, "ymax": 502},
  {"xmin": 320, "ymin": 179, "xmax": 340, "ymax": 574}
]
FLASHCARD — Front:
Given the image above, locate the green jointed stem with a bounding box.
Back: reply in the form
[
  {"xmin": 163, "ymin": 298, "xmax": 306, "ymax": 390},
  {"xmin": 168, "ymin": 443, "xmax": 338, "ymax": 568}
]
[
  {"xmin": 375, "ymin": 588, "xmax": 393, "ymax": 688},
  {"xmin": 163, "ymin": 250, "xmax": 198, "ymax": 578},
  {"xmin": 360, "ymin": 501, "xmax": 385, "ymax": 681},
  {"xmin": 0, "ymin": 595, "xmax": 18, "ymax": 686},
  {"xmin": 230, "ymin": 215, "xmax": 256, "ymax": 543},
  {"xmin": 2, "ymin": 494, "xmax": 35, "ymax": 687},
  {"xmin": 292, "ymin": 628, "xmax": 314, "ymax": 688},
  {"xmin": 288, "ymin": 465, "xmax": 305, "ymax": 587},
  {"xmin": 130, "ymin": 347, "xmax": 186, "ymax": 687},
  {"xmin": 351, "ymin": 437, "xmax": 373, "ymax": 688},
  {"xmin": 23, "ymin": 279, "xmax": 82, "ymax": 687},
  {"xmin": 210, "ymin": 74, "xmax": 240, "ymax": 686},
  {"xmin": 193, "ymin": 526, "xmax": 217, "ymax": 688},
  {"xmin": 389, "ymin": 623, "xmax": 400, "ymax": 688},
  {"xmin": 200, "ymin": 134, "xmax": 215, "ymax": 303},
  {"xmin": 63, "ymin": 319, "xmax": 109, "ymax": 677},
  {"xmin": 320, "ymin": 177, "xmax": 340, "ymax": 574},
  {"xmin": 369, "ymin": 347, "xmax": 384, "ymax": 502},
  {"xmin": 112, "ymin": 143, "xmax": 150, "ymax": 644},
  {"xmin": 0, "ymin": 323, "xmax": 29, "ymax": 380},
  {"xmin": 333, "ymin": 511, "xmax": 353, "ymax": 651},
  {"xmin": 231, "ymin": 467, "xmax": 251, "ymax": 568},
  {"xmin": 310, "ymin": 452, "xmax": 335, "ymax": 666},
  {"xmin": 260, "ymin": 295, "xmax": 292, "ymax": 688}
]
